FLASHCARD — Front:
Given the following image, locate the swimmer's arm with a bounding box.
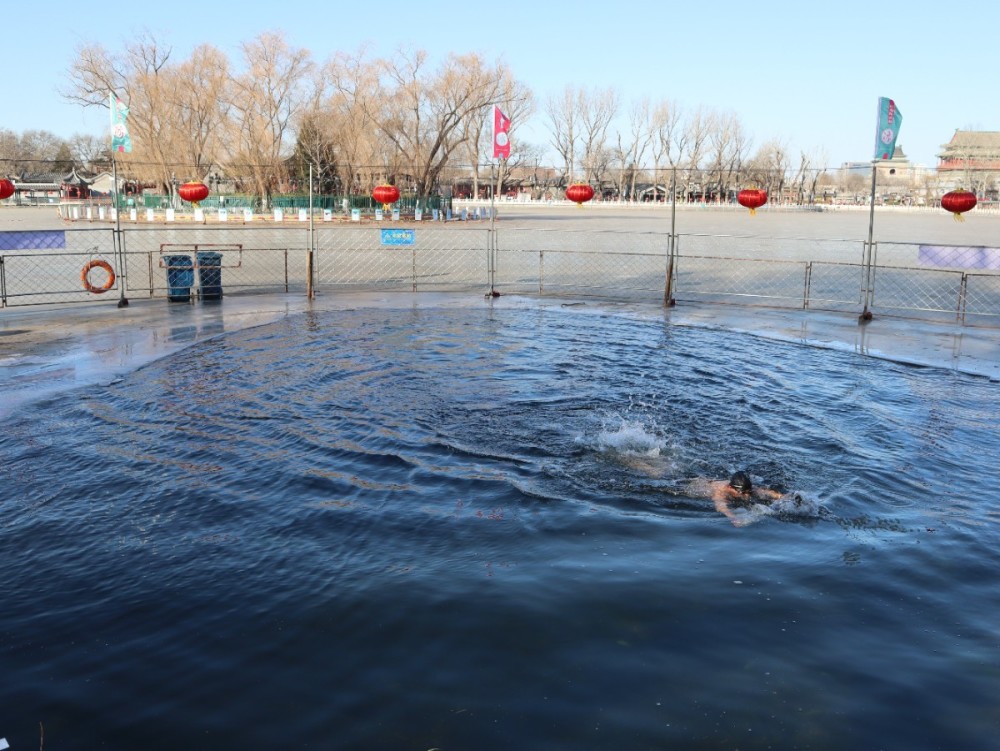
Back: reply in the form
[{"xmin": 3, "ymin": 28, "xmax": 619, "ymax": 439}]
[
  {"xmin": 754, "ymin": 487, "xmax": 783, "ymax": 501},
  {"xmin": 713, "ymin": 491, "xmax": 750, "ymax": 527}
]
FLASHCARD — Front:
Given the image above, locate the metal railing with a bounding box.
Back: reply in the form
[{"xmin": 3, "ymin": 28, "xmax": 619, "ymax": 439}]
[{"xmin": 2, "ymin": 224, "xmax": 1000, "ymax": 326}]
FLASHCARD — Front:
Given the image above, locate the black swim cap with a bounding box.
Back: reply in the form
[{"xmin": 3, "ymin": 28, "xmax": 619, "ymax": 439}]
[{"xmin": 729, "ymin": 471, "xmax": 752, "ymax": 494}]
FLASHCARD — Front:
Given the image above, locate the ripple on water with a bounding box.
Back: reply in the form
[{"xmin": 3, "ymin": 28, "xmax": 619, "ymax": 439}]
[{"xmin": 2, "ymin": 305, "xmax": 999, "ymax": 750}]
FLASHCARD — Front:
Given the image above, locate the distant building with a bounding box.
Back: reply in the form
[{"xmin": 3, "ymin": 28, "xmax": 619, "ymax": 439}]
[
  {"xmin": 937, "ymin": 130, "xmax": 1000, "ymax": 171},
  {"xmin": 841, "ymin": 145, "xmax": 914, "ymax": 179},
  {"xmin": 11, "ymin": 168, "xmax": 95, "ymax": 204},
  {"xmin": 937, "ymin": 130, "xmax": 1000, "ymax": 199}
]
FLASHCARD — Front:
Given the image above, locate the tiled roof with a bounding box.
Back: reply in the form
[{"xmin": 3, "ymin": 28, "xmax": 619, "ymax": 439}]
[{"xmin": 940, "ymin": 130, "xmax": 1000, "ymax": 152}]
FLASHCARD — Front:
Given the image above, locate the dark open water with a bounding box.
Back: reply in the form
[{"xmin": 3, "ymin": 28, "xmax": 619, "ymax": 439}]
[{"xmin": 2, "ymin": 305, "xmax": 999, "ymax": 750}]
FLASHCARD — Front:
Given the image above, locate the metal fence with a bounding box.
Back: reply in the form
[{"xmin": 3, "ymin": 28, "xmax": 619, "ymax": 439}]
[{"xmin": 2, "ymin": 223, "xmax": 1000, "ymax": 325}]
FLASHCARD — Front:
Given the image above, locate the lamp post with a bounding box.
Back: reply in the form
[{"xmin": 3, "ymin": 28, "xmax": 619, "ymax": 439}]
[{"xmin": 171, "ymin": 173, "xmax": 178, "ymax": 209}]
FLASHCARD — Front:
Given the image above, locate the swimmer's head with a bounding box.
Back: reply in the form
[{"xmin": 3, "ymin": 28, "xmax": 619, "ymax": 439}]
[{"xmin": 729, "ymin": 471, "xmax": 752, "ymax": 495}]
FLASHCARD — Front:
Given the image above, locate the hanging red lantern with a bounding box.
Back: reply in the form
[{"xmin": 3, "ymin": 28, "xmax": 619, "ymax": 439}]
[
  {"xmin": 372, "ymin": 184, "xmax": 400, "ymax": 209},
  {"xmin": 940, "ymin": 189, "xmax": 977, "ymax": 221},
  {"xmin": 565, "ymin": 183, "xmax": 595, "ymax": 205},
  {"xmin": 0, "ymin": 179, "xmax": 14, "ymax": 200},
  {"xmin": 178, "ymin": 181, "xmax": 210, "ymax": 206},
  {"xmin": 737, "ymin": 188, "xmax": 768, "ymax": 216}
]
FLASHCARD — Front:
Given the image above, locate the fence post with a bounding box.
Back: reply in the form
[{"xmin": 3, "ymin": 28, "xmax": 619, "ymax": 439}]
[
  {"xmin": 860, "ymin": 163, "xmax": 878, "ymax": 322},
  {"xmin": 112, "ymin": 157, "xmax": 129, "ymax": 308},
  {"xmin": 958, "ymin": 273, "xmax": 968, "ymax": 323},
  {"xmin": 664, "ymin": 167, "xmax": 677, "ymax": 307},
  {"xmin": 307, "ymin": 164, "xmax": 315, "ymax": 299}
]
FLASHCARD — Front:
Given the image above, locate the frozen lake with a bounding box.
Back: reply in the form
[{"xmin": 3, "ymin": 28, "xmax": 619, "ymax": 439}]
[{"xmin": 3, "ymin": 203, "xmax": 1000, "ymax": 247}]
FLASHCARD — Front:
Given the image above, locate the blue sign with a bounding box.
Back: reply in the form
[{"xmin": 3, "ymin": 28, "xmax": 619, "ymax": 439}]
[
  {"xmin": 380, "ymin": 229, "xmax": 415, "ymax": 246},
  {"xmin": 0, "ymin": 231, "xmax": 66, "ymax": 250}
]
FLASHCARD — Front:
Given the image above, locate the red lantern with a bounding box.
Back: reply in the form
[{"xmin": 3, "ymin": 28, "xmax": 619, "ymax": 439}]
[
  {"xmin": 0, "ymin": 179, "xmax": 14, "ymax": 200},
  {"xmin": 737, "ymin": 188, "xmax": 768, "ymax": 216},
  {"xmin": 178, "ymin": 181, "xmax": 210, "ymax": 206},
  {"xmin": 372, "ymin": 184, "xmax": 400, "ymax": 209},
  {"xmin": 565, "ymin": 183, "xmax": 595, "ymax": 205},
  {"xmin": 941, "ymin": 189, "xmax": 977, "ymax": 221}
]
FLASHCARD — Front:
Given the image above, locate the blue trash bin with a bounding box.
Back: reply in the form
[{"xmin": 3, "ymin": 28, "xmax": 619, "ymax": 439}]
[
  {"xmin": 196, "ymin": 251, "xmax": 224, "ymax": 300},
  {"xmin": 163, "ymin": 255, "xmax": 194, "ymax": 302}
]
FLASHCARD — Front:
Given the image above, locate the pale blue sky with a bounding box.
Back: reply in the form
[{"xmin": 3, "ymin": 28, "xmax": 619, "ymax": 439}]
[{"xmin": 4, "ymin": 0, "xmax": 995, "ymax": 169}]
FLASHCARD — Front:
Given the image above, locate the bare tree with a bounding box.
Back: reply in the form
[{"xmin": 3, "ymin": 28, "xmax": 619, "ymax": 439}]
[
  {"xmin": 462, "ymin": 77, "xmax": 534, "ymax": 199},
  {"xmin": 172, "ymin": 44, "xmax": 230, "ymax": 175},
  {"xmin": 744, "ymin": 139, "xmax": 790, "ymax": 202},
  {"xmin": 613, "ymin": 98, "xmax": 651, "ymax": 200},
  {"xmin": 546, "ymin": 86, "xmax": 579, "ymax": 185},
  {"xmin": 70, "ymin": 133, "xmax": 112, "ymax": 171},
  {"xmin": 2, "ymin": 130, "xmax": 68, "ymax": 175},
  {"xmin": 64, "ymin": 34, "xmax": 182, "ymax": 190},
  {"xmin": 805, "ymin": 147, "xmax": 830, "ymax": 204},
  {"xmin": 323, "ymin": 47, "xmax": 387, "ymax": 195},
  {"xmin": 705, "ymin": 110, "xmax": 749, "ymax": 203},
  {"xmin": 223, "ymin": 32, "xmax": 313, "ymax": 207},
  {"xmin": 649, "ymin": 98, "xmax": 683, "ymax": 201},
  {"xmin": 364, "ymin": 49, "xmax": 515, "ymax": 199},
  {"xmin": 579, "ymin": 87, "xmax": 619, "ymax": 186},
  {"xmin": 790, "ymin": 151, "xmax": 817, "ymax": 204},
  {"xmin": 681, "ymin": 107, "xmax": 711, "ymax": 200}
]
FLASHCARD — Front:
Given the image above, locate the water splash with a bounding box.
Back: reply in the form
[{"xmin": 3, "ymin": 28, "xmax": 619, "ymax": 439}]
[{"xmin": 591, "ymin": 413, "xmax": 668, "ymax": 458}]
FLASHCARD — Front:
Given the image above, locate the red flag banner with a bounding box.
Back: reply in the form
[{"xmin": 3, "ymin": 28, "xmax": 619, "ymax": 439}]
[{"xmin": 493, "ymin": 105, "xmax": 511, "ymax": 160}]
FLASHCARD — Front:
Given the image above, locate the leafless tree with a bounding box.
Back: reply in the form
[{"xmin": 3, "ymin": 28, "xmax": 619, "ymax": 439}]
[
  {"xmin": 223, "ymin": 32, "xmax": 312, "ymax": 207},
  {"xmin": 359, "ymin": 49, "xmax": 516, "ymax": 199},
  {"xmin": 744, "ymin": 139, "xmax": 790, "ymax": 202},
  {"xmin": 704, "ymin": 110, "xmax": 749, "ymax": 202},
  {"xmin": 649, "ymin": 98, "xmax": 683, "ymax": 200},
  {"xmin": 681, "ymin": 106, "xmax": 711, "ymax": 199},
  {"xmin": 0, "ymin": 130, "xmax": 68, "ymax": 175},
  {"xmin": 546, "ymin": 86, "xmax": 579, "ymax": 185},
  {"xmin": 172, "ymin": 44, "xmax": 230, "ymax": 176},
  {"xmin": 805, "ymin": 147, "xmax": 829, "ymax": 204},
  {"xmin": 66, "ymin": 34, "xmax": 182, "ymax": 190},
  {"xmin": 579, "ymin": 87, "xmax": 619, "ymax": 185},
  {"xmin": 322, "ymin": 48, "xmax": 387, "ymax": 194},
  {"xmin": 459, "ymin": 75, "xmax": 534, "ymax": 198},
  {"xmin": 70, "ymin": 133, "xmax": 112, "ymax": 171},
  {"xmin": 613, "ymin": 98, "xmax": 651, "ymax": 200}
]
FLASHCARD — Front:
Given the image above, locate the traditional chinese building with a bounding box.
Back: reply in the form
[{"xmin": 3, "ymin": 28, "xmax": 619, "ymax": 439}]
[
  {"xmin": 937, "ymin": 130, "xmax": 1000, "ymax": 199},
  {"xmin": 937, "ymin": 130, "xmax": 1000, "ymax": 171}
]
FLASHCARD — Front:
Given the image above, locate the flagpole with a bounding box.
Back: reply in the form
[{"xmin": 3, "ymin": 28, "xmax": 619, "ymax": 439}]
[
  {"xmin": 112, "ymin": 153, "xmax": 128, "ymax": 308},
  {"xmin": 488, "ymin": 159, "xmax": 498, "ymax": 297},
  {"xmin": 307, "ymin": 163, "xmax": 315, "ymax": 300},
  {"xmin": 860, "ymin": 160, "xmax": 876, "ymax": 322},
  {"xmin": 489, "ymin": 104, "xmax": 510, "ymax": 298},
  {"xmin": 489, "ymin": 159, "xmax": 497, "ymax": 233},
  {"xmin": 109, "ymin": 92, "xmax": 130, "ymax": 307}
]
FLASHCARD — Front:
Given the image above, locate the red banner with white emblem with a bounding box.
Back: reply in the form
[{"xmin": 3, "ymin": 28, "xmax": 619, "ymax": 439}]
[{"xmin": 492, "ymin": 105, "xmax": 511, "ymax": 160}]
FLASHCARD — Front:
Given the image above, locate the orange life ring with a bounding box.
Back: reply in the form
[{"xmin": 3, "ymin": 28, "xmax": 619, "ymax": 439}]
[{"xmin": 81, "ymin": 259, "xmax": 116, "ymax": 293}]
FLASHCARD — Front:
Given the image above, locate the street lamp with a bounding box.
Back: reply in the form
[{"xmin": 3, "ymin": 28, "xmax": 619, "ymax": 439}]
[{"xmin": 171, "ymin": 172, "xmax": 178, "ymax": 209}]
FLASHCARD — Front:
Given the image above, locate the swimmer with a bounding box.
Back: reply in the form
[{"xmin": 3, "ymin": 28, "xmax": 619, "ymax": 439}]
[{"xmin": 688, "ymin": 471, "xmax": 798, "ymax": 527}]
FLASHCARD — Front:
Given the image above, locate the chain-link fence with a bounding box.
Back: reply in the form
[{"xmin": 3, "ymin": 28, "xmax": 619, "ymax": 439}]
[
  {"xmin": 0, "ymin": 228, "xmax": 118, "ymax": 307},
  {"xmin": 494, "ymin": 229, "xmax": 669, "ymax": 302},
  {"xmin": 315, "ymin": 226, "xmax": 490, "ymax": 291},
  {"xmin": 2, "ymin": 224, "xmax": 1000, "ymax": 325},
  {"xmin": 121, "ymin": 226, "xmax": 309, "ymax": 298}
]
